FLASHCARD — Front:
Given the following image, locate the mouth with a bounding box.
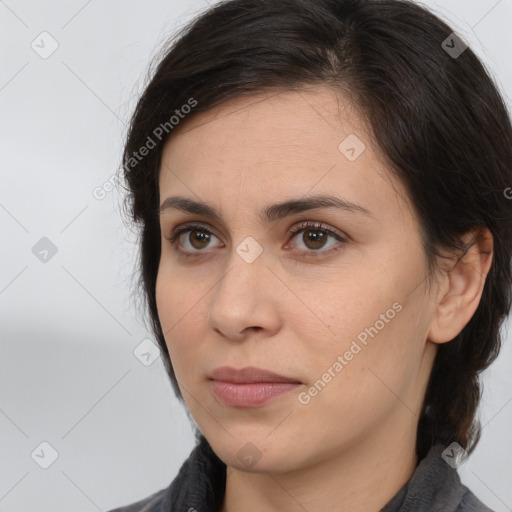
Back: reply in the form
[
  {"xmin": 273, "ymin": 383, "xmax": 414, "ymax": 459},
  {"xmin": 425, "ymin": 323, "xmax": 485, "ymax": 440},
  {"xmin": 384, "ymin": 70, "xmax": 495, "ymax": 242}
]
[{"xmin": 209, "ymin": 366, "xmax": 302, "ymax": 408}]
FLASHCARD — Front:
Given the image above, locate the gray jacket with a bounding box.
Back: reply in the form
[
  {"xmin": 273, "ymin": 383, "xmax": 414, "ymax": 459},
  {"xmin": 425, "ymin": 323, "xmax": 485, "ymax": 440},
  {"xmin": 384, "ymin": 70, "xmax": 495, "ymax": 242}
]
[{"xmin": 107, "ymin": 436, "xmax": 494, "ymax": 512}]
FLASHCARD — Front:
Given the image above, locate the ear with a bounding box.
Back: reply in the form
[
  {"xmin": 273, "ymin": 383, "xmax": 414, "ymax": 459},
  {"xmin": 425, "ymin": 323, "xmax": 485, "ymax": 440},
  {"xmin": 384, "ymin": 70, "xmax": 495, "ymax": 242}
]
[{"xmin": 427, "ymin": 227, "xmax": 493, "ymax": 344}]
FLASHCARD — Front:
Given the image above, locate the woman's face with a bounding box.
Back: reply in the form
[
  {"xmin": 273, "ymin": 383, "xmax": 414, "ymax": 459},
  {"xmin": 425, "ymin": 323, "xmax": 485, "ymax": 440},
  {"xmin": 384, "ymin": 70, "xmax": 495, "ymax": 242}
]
[{"xmin": 156, "ymin": 87, "xmax": 439, "ymax": 472}]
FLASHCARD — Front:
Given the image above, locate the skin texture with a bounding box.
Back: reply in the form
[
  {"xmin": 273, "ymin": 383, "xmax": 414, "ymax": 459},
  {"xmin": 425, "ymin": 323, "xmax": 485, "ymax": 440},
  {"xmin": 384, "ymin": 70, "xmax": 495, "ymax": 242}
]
[{"xmin": 155, "ymin": 87, "xmax": 493, "ymax": 512}]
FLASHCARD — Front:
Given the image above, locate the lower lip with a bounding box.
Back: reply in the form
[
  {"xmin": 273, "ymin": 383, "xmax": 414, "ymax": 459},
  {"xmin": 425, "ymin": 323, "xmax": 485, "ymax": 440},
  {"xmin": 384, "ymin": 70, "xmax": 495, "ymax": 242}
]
[{"xmin": 210, "ymin": 380, "xmax": 301, "ymax": 407}]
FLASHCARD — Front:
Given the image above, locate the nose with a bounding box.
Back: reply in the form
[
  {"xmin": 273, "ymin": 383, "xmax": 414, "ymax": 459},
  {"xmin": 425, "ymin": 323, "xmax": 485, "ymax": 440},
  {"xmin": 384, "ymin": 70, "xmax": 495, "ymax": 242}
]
[{"xmin": 208, "ymin": 250, "xmax": 282, "ymax": 342}]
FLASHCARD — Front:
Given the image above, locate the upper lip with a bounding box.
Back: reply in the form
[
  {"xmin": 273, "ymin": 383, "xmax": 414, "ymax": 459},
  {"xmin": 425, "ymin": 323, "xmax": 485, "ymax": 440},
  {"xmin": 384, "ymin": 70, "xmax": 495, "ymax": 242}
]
[{"xmin": 210, "ymin": 366, "xmax": 301, "ymax": 384}]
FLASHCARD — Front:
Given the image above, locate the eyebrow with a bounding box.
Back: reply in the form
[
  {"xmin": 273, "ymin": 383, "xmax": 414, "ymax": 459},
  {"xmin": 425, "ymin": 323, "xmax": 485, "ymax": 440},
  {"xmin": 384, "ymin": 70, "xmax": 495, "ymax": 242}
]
[{"xmin": 159, "ymin": 194, "xmax": 374, "ymax": 222}]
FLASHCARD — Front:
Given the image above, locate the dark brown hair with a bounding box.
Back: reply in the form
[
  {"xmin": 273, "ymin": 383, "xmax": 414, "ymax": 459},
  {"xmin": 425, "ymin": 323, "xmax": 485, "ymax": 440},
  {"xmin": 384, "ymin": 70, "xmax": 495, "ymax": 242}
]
[{"xmin": 119, "ymin": 0, "xmax": 512, "ymax": 460}]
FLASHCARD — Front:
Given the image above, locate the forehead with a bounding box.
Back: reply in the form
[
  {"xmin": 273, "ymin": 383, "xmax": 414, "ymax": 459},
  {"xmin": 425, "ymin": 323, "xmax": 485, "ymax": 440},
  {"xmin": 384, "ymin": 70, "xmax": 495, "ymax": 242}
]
[
  {"xmin": 162, "ymin": 88, "xmax": 370, "ymax": 162},
  {"xmin": 157, "ymin": 87, "xmax": 411, "ymax": 225}
]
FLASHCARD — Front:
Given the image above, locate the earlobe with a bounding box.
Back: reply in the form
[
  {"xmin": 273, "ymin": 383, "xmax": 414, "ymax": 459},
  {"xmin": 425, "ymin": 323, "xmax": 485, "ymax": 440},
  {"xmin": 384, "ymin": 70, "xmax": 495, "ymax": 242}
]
[{"xmin": 427, "ymin": 227, "xmax": 493, "ymax": 344}]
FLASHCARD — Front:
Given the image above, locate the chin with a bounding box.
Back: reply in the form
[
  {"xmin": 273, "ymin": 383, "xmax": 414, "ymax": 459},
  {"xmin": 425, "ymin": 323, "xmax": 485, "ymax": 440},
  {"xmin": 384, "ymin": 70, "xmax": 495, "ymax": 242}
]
[{"xmin": 209, "ymin": 432, "xmax": 303, "ymax": 473}]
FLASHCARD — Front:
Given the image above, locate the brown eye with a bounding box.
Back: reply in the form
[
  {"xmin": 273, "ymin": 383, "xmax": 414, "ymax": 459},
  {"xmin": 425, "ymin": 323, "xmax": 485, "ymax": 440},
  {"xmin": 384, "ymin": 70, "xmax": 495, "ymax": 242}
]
[
  {"xmin": 300, "ymin": 229, "xmax": 328, "ymax": 250},
  {"xmin": 166, "ymin": 224, "xmax": 223, "ymax": 254},
  {"xmin": 287, "ymin": 221, "xmax": 347, "ymax": 258},
  {"xmin": 187, "ymin": 229, "xmax": 212, "ymax": 250}
]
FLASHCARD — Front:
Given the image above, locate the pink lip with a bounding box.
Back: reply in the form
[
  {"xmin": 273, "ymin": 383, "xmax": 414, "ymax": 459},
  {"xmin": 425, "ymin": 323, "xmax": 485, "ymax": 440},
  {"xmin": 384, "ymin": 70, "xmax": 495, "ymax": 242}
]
[
  {"xmin": 210, "ymin": 365, "xmax": 301, "ymax": 383},
  {"xmin": 209, "ymin": 366, "xmax": 302, "ymax": 407}
]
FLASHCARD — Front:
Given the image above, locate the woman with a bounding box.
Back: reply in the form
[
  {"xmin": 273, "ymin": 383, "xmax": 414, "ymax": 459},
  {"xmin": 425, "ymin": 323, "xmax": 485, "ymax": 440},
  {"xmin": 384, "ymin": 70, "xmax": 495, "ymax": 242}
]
[{"xmin": 109, "ymin": 0, "xmax": 512, "ymax": 510}]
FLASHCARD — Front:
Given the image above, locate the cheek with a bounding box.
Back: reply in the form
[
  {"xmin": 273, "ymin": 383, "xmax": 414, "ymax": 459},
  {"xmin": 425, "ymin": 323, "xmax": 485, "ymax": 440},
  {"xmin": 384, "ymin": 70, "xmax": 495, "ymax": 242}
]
[
  {"xmin": 297, "ymin": 301, "xmax": 425, "ymax": 442},
  {"xmin": 155, "ymin": 262, "xmax": 204, "ymax": 329},
  {"xmin": 305, "ymin": 274, "xmax": 393, "ymax": 349},
  {"xmin": 299, "ymin": 257, "xmax": 427, "ymax": 390},
  {"xmin": 155, "ymin": 267, "xmax": 207, "ymax": 374}
]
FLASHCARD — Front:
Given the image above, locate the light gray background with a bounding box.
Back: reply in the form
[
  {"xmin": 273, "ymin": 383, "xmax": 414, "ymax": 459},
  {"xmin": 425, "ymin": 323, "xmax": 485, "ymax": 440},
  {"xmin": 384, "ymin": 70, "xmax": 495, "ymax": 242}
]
[{"xmin": 0, "ymin": 1, "xmax": 511, "ymax": 511}]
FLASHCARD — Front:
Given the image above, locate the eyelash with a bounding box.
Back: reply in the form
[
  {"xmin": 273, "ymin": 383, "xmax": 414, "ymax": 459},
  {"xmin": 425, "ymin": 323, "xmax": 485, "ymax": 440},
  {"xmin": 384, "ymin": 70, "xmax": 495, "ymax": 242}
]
[{"xmin": 165, "ymin": 221, "xmax": 348, "ymax": 260}]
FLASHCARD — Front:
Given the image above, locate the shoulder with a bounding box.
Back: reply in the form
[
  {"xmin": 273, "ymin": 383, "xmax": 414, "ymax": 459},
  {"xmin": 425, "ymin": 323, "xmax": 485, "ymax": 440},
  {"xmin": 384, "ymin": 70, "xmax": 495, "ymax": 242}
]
[
  {"xmin": 106, "ymin": 487, "xmax": 166, "ymax": 512},
  {"xmin": 456, "ymin": 486, "xmax": 495, "ymax": 512}
]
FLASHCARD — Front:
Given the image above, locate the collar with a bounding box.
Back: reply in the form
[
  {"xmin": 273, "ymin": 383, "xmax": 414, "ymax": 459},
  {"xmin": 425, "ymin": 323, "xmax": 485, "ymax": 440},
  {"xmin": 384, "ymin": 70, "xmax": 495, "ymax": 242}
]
[{"xmin": 158, "ymin": 436, "xmax": 491, "ymax": 512}]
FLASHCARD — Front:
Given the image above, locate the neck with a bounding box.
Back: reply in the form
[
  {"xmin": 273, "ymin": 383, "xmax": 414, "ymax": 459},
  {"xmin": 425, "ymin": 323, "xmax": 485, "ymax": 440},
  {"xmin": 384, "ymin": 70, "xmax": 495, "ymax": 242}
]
[{"xmin": 221, "ymin": 409, "xmax": 419, "ymax": 512}]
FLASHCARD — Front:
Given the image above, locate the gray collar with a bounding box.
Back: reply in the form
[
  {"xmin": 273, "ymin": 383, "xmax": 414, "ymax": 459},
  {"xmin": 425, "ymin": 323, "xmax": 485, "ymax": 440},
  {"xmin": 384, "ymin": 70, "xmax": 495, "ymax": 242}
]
[{"xmin": 153, "ymin": 436, "xmax": 493, "ymax": 512}]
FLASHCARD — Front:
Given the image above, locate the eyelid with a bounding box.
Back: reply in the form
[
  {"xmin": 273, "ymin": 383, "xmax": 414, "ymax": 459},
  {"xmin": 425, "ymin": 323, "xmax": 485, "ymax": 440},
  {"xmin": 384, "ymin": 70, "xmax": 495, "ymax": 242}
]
[
  {"xmin": 165, "ymin": 221, "xmax": 224, "ymax": 246},
  {"xmin": 286, "ymin": 220, "xmax": 346, "ymax": 242},
  {"xmin": 284, "ymin": 220, "xmax": 348, "ymax": 258},
  {"xmin": 165, "ymin": 220, "xmax": 348, "ymax": 257}
]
